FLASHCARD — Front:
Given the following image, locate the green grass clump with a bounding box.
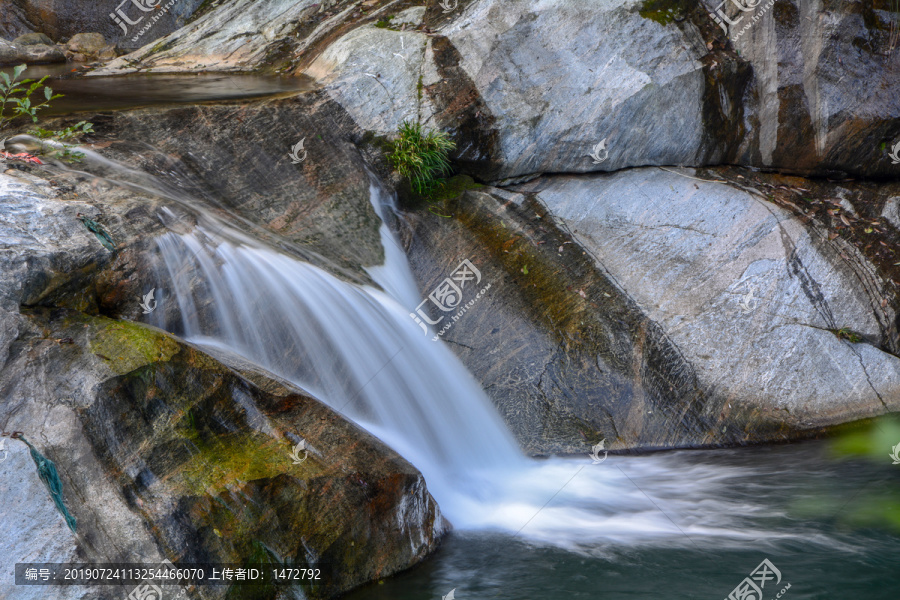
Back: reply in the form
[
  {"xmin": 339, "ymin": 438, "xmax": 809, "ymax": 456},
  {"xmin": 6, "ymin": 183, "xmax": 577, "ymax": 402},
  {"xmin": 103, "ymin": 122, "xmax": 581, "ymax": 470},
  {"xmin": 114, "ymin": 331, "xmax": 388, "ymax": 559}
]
[
  {"xmin": 388, "ymin": 120, "xmax": 456, "ymax": 198},
  {"xmin": 639, "ymin": 0, "xmax": 686, "ymax": 25}
]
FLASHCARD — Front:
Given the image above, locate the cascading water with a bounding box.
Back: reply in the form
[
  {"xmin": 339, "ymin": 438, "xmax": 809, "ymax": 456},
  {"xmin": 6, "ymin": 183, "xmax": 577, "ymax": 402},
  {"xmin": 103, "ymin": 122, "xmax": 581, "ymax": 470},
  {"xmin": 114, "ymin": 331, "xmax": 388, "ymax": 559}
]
[
  {"xmin": 147, "ymin": 181, "xmax": 814, "ymax": 553},
  {"xmin": 152, "ymin": 183, "xmax": 524, "ymax": 516}
]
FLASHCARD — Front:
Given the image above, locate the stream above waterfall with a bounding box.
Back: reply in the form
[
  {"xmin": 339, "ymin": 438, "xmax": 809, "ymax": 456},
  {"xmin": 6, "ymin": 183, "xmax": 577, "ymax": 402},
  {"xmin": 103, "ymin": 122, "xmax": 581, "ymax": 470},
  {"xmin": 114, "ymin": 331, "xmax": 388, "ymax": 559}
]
[{"xmin": 0, "ymin": 65, "xmax": 316, "ymax": 114}]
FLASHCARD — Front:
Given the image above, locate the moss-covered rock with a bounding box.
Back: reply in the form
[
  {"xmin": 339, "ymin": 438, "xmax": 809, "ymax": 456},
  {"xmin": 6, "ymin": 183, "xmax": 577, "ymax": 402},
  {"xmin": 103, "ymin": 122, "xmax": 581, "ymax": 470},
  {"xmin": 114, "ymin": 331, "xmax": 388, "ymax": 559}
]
[{"xmin": 2, "ymin": 307, "xmax": 447, "ymax": 600}]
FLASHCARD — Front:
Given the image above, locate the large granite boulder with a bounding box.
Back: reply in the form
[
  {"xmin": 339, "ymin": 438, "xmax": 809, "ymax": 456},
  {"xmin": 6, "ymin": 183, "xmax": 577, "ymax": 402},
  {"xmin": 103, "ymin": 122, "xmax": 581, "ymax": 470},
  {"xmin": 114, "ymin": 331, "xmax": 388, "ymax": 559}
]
[{"xmin": 406, "ymin": 167, "xmax": 900, "ymax": 454}]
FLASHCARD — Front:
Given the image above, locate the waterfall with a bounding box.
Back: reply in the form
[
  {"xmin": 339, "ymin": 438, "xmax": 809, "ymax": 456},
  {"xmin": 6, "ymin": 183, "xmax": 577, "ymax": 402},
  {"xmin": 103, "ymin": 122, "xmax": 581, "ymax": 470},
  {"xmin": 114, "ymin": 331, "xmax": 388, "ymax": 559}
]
[
  {"xmin": 150, "ymin": 183, "xmax": 804, "ymax": 551},
  {"xmin": 152, "ymin": 184, "xmax": 525, "ymax": 517}
]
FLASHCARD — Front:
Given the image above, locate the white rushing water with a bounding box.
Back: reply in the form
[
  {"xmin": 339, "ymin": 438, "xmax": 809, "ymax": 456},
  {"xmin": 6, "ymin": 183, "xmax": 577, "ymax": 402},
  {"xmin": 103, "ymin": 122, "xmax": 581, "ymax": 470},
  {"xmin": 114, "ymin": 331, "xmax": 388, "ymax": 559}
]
[{"xmin": 151, "ymin": 185, "xmax": 815, "ymax": 553}]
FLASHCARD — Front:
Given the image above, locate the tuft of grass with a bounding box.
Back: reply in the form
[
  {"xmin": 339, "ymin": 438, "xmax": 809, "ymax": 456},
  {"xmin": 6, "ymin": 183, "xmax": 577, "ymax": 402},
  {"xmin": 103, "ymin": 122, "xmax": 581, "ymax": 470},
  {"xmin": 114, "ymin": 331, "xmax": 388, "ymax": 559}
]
[
  {"xmin": 375, "ymin": 15, "xmax": 394, "ymax": 28},
  {"xmin": 388, "ymin": 120, "xmax": 456, "ymax": 199},
  {"xmin": 835, "ymin": 327, "xmax": 862, "ymax": 343},
  {"xmin": 639, "ymin": 0, "xmax": 686, "ymax": 25}
]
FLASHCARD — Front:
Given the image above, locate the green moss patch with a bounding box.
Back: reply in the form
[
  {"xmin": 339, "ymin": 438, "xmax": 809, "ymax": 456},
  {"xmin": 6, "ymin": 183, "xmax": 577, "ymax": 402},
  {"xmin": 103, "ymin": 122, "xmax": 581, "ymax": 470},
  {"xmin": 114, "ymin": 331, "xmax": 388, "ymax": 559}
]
[
  {"xmin": 88, "ymin": 319, "xmax": 182, "ymax": 374},
  {"xmin": 639, "ymin": 0, "xmax": 688, "ymax": 25}
]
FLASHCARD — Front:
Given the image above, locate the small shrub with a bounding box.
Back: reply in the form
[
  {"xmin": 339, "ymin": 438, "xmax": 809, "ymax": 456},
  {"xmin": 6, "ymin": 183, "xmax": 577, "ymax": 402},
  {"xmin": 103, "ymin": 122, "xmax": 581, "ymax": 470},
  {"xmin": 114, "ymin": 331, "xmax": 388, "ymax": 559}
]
[
  {"xmin": 388, "ymin": 120, "xmax": 456, "ymax": 198},
  {"xmin": 0, "ymin": 64, "xmax": 62, "ymax": 130}
]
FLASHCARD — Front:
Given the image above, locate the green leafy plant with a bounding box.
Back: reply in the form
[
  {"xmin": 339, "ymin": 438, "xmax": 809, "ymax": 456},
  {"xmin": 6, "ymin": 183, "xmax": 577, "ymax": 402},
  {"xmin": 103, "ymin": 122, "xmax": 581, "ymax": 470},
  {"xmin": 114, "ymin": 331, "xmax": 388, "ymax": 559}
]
[
  {"xmin": 0, "ymin": 64, "xmax": 62, "ymax": 130},
  {"xmin": 30, "ymin": 120, "xmax": 94, "ymax": 143},
  {"xmin": 28, "ymin": 121, "xmax": 94, "ymax": 162},
  {"xmin": 388, "ymin": 120, "xmax": 456, "ymax": 200}
]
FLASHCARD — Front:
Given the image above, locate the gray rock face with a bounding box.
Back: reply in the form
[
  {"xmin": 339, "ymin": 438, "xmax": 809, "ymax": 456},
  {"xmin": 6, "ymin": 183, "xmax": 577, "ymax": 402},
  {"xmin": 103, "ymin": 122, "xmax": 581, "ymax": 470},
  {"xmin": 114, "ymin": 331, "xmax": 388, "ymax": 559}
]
[
  {"xmin": 520, "ymin": 168, "xmax": 900, "ymax": 417},
  {"xmin": 82, "ymin": 92, "xmax": 388, "ymax": 284},
  {"xmin": 94, "ymin": 0, "xmax": 360, "ymax": 74},
  {"xmin": 438, "ymin": 0, "xmax": 711, "ymax": 181},
  {"xmin": 393, "ymin": 6, "xmax": 426, "ymax": 28},
  {"xmin": 0, "ymin": 435, "xmax": 137, "ymax": 600},
  {"xmin": 0, "ymin": 125, "xmax": 446, "ymax": 597},
  {"xmin": 302, "ymin": 0, "xmax": 719, "ymax": 183},
  {"xmin": 711, "ymin": 0, "xmax": 900, "ymax": 177},
  {"xmin": 86, "ymin": 0, "xmax": 900, "ymax": 179},
  {"xmin": 406, "ymin": 167, "xmax": 900, "ymax": 453},
  {"xmin": 883, "ymin": 197, "xmax": 900, "ymax": 230},
  {"xmin": 21, "ymin": 42, "xmax": 65, "ymax": 63},
  {"xmin": 306, "ymin": 25, "xmax": 434, "ymax": 136}
]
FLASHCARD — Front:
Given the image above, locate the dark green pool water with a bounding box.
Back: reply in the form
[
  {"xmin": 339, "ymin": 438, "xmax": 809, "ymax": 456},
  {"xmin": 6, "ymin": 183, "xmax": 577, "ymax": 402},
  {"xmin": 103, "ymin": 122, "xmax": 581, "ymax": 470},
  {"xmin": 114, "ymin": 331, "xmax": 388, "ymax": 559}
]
[{"xmin": 345, "ymin": 440, "xmax": 900, "ymax": 600}]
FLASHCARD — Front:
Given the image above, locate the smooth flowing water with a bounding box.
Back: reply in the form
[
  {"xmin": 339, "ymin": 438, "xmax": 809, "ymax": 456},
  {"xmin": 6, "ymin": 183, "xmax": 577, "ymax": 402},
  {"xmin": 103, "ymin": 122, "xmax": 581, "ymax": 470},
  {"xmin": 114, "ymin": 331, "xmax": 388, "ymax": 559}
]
[
  {"xmin": 146, "ymin": 184, "xmax": 899, "ymax": 556},
  {"xmin": 57, "ymin": 144, "xmax": 899, "ymax": 597}
]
